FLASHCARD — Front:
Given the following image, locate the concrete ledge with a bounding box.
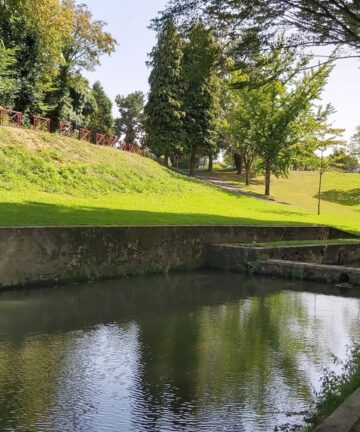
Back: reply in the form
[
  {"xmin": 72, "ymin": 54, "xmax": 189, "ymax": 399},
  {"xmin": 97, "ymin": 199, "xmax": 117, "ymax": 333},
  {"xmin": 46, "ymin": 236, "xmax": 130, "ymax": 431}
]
[
  {"xmin": 257, "ymin": 259, "xmax": 360, "ymax": 286},
  {"xmin": 315, "ymin": 388, "xmax": 360, "ymax": 432},
  {"xmin": 0, "ymin": 225, "xmax": 353, "ymax": 289},
  {"xmin": 207, "ymin": 242, "xmax": 360, "ymax": 271}
]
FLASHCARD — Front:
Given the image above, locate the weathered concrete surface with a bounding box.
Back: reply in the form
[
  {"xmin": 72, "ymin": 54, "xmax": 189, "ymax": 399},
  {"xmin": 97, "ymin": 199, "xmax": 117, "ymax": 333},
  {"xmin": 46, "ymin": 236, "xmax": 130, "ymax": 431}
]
[
  {"xmin": 315, "ymin": 388, "xmax": 360, "ymax": 432},
  {"xmin": 0, "ymin": 225, "xmax": 352, "ymax": 289},
  {"xmin": 257, "ymin": 259, "xmax": 360, "ymax": 286},
  {"xmin": 207, "ymin": 242, "xmax": 360, "ymax": 272}
]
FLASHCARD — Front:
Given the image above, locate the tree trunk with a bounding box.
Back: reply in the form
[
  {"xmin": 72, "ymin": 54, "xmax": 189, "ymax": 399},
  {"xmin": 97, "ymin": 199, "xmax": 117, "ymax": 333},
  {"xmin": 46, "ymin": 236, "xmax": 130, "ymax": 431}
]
[
  {"xmin": 164, "ymin": 148, "xmax": 169, "ymax": 167},
  {"xmin": 318, "ymin": 171, "xmax": 323, "ymax": 215},
  {"xmin": 208, "ymin": 153, "xmax": 213, "ymax": 172},
  {"xmin": 189, "ymin": 146, "xmax": 197, "ymax": 176},
  {"xmin": 235, "ymin": 153, "xmax": 242, "ymax": 175},
  {"xmin": 245, "ymin": 163, "xmax": 250, "ymax": 185},
  {"xmin": 265, "ymin": 160, "xmax": 271, "ymax": 196}
]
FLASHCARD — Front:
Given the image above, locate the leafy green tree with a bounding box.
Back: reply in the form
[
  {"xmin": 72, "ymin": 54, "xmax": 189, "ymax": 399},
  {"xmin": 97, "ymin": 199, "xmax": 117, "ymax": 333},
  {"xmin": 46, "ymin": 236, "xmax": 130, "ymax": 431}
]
[
  {"xmin": 89, "ymin": 81, "xmax": 114, "ymax": 136},
  {"xmin": 222, "ymin": 45, "xmax": 334, "ymax": 196},
  {"xmin": 0, "ymin": 40, "xmax": 17, "ymax": 107},
  {"xmin": 222, "ymin": 84, "xmax": 259, "ymax": 185},
  {"xmin": 349, "ymin": 126, "xmax": 360, "ymax": 157},
  {"xmin": 157, "ymin": 0, "xmax": 360, "ymax": 57},
  {"xmin": 115, "ymin": 91, "xmax": 145, "ymax": 144},
  {"xmin": 144, "ymin": 20, "xmax": 184, "ymax": 167},
  {"xmin": 181, "ymin": 25, "xmax": 222, "ymax": 176},
  {"xmin": 292, "ymin": 104, "xmax": 345, "ymax": 170},
  {"xmin": 0, "ymin": 0, "xmax": 73, "ymax": 117},
  {"xmin": 59, "ymin": 74, "xmax": 97, "ymax": 129},
  {"xmin": 51, "ymin": 0, "xmax": 117, "ymax": 125},
  {"xmin": 329, "ymin": 148, "xmax": 359, "ymax": 172}
]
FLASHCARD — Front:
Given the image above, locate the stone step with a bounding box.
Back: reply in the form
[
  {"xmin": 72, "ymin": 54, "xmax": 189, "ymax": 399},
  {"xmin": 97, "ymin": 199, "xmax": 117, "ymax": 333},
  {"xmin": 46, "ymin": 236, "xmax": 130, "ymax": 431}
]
[
  {"xmin": 206, "ymin": 242, "xmax": 360, "ymax": 270},
  {"xmin": 257, "ymin": 259, "xmax": 360, "ymax": 286}
]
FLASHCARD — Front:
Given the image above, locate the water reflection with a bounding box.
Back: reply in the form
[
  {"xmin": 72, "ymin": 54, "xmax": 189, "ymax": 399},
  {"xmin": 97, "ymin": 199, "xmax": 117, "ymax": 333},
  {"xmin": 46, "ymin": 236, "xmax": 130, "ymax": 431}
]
[{"xmin": 0, "ymin": 272, "xmax": 359, "ymax": 431}]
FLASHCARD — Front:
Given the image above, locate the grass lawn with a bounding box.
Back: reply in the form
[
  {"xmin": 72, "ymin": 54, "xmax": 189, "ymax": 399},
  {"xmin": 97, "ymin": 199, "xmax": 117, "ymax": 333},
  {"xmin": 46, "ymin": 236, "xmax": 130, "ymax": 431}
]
[{"xmin": 0, "ymin": 126, "xmax": 359, "ymax": 234}]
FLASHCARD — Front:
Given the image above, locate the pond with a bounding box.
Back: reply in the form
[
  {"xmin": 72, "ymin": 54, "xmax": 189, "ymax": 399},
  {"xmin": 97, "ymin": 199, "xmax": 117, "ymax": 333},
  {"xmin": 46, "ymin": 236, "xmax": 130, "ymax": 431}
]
[{"xmin": 0, "ymin": 271, "xmax": 359, "ymax": 432}]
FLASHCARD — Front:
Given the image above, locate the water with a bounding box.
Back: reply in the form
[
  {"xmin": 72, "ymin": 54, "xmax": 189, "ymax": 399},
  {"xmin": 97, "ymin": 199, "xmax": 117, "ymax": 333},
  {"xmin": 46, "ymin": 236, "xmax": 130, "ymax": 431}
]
[{"xmin": 0, "ymin": 271, "xmax": 359, "ymax": 432}]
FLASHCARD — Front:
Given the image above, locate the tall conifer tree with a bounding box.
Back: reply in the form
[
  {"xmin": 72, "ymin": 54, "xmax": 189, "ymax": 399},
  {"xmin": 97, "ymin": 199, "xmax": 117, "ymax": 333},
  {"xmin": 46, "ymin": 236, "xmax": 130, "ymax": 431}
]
[
  {"xmin": 181, "ymin": 25, "xmax": 222, "ymax": 176},
  {"xmin": 144, "ymin": 20, "xmax": 184, "ymax": 166}
]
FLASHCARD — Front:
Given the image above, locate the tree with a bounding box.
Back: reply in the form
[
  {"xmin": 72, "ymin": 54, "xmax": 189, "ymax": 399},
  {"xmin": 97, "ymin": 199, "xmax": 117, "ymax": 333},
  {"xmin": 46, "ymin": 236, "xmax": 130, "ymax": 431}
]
[
  {"xmin": 59, "ymin": 74, "xmax": 97, "ymax": 129},
  {"xmin": 349, "ymin": 126, "xmax": 360, "ymax": 157},
  {"xmin": 156, "ymin": 0, "xmax": 360, "ymax": 57},
  {"xmin": 222, "ymin": 83, "xmax": 258, "ymax": 185},
  {"xmin": 115, "ymin": 92, "xmax": 145, "ymax": 145},
  {"xmin": 0, "ymin": 0, "xmax": 73, "ymax": 118},
  {"xmin": 51, "ymin": 0, "xmax": 117, "ymax": 125},
  {"xmin": 144, "ymin": 20, "xmax": 184, "ymax": 167},
  {"xmin": 329, "ymin": 148, "xmax": 359, "ymax": 172},
  {"xmin": 89, "ymin": 81, "xmax": 114, "ymax": 136},
  {"xmin": 0, "ymin": 40, "xmax": 17, "ymax": 107},
  {"xmin": 181, "ymin": 25, "xmax": 222, "ymax": 176},
  {"xmin": 222, "ymin": 45, "xmax": 333, "ymax": 196}
]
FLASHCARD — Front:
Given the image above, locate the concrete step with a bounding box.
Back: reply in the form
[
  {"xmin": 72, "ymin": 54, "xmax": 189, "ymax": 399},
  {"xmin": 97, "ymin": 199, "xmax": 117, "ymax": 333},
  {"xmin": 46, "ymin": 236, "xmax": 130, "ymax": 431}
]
[
  {"xmin": 206, "ymin": 242, "xmax": 360, "ymax": 271},
  {"xmin": 257, "ymin": 259, "xmax": 360, "ymax": 286}
]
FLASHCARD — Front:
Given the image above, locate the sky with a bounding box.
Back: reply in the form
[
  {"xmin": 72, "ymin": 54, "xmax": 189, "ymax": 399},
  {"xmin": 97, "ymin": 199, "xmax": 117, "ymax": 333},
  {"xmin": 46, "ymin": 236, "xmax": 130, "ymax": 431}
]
[{"xmin": 83, "ymin": 0, "xmax": 360, "ymax": 141}]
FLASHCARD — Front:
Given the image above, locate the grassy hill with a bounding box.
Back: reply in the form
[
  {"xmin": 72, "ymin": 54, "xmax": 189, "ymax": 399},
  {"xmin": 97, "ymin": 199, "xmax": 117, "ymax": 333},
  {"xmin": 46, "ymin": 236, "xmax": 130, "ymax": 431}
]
[{"xmin": 0, "ymin": 126, "xmax": 358, "ymax": 234}]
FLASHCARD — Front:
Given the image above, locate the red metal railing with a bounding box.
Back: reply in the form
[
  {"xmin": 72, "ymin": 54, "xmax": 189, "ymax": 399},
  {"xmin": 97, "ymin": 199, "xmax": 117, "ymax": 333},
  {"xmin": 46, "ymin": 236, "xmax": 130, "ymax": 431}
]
[
  {"xmin": 120, "ymin": 143, "xmax": 144, "ymax": 155},
  {"xmin": 96, "ymin": 133, "xmax": 106, "ymax": 145},
  {"xmin": 79, "ymin": 128, "xmax": 91, "ymax": 142},
  {"xmin": 106, "ymin": 135, "xmax": 117, "ymax": 147},
  {"xmin": 0, "ymin": 108, "xmax": 22, "ymax": 128},
  {"xmin": 33, "ymin": 115, "xmax": 51, "ymax": 132},
  {"xmin": 58, "ymin": 121, "xmax": 73, "ymax": 137},
  {"xmin": 0, "ymin": 107, "xmax": 147, "ymax": 157}
]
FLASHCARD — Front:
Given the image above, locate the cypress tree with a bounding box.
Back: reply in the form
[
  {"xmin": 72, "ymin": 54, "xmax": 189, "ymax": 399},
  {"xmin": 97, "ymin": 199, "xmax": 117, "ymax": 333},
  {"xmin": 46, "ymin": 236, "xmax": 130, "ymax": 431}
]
[
  {"xmin": 144, "ymin": 20, "xmax": 184, "ymax": 167},
  {"xmin": 181, "ymin": 25, "xmax": 222, "ymax": 176},
  {"xmin": 89, "ymin": 81, "xmax": 114, "ymax": 135}
]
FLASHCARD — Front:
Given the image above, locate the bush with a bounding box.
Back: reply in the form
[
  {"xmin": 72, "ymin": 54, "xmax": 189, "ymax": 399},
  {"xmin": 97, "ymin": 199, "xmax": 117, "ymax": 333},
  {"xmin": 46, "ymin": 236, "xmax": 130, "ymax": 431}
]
[{"xmin": 305, "ymin": 343, "xmax": 360, "ymax": 430}]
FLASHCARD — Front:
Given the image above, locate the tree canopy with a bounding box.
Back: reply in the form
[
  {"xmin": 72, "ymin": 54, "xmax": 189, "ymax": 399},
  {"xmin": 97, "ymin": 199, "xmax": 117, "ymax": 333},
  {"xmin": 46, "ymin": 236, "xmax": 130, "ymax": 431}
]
[
  {"xmin": 155, "ymin": 0, "xmax": 360, "ymax": 59},
  {"xmin": 115, "ymin": 91, "xmax": 145, "ymax": 145},
  {"xmin": 144, "ymin": 20, "xmax": 184, "ymax": 166}
]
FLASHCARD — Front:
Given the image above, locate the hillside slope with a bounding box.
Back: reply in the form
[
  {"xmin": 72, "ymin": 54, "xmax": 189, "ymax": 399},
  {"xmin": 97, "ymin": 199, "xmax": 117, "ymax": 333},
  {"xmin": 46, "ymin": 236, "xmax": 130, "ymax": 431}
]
[{"xmin": 0, "ymin": 126, "xmax": 358, "ymax": 234}]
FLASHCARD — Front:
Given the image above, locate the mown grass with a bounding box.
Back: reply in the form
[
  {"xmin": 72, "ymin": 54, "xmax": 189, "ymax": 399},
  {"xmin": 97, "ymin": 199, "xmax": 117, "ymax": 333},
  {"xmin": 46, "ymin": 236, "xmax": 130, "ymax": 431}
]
[{"xmin": 0, "ymin": 126, "xmax": 359, "ymax": 234}]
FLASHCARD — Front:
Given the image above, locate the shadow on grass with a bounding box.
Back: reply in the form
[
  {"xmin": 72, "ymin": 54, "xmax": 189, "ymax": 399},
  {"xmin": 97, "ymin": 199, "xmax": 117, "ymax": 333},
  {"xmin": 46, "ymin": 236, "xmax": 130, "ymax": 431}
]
[
  {"xmin": 316, "ymin": 188, "xmax": 360, "ymax": 206},
  {"xmin": 0, "ymin": 200, "xmax": 316, "ymax": 227}
]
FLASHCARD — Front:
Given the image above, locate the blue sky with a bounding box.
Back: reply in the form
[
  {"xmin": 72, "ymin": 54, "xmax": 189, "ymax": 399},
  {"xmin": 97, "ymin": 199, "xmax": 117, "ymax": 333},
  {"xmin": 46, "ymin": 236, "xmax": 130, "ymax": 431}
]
[{"xmin": 83, "ymin": 0, "xmax": 360, "ymax": 141}]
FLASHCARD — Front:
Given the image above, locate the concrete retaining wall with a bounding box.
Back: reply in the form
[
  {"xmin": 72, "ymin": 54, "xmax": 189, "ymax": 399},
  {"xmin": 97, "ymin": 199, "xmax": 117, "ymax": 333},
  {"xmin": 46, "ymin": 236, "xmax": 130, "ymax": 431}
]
[
  {"xmin": 207, "ymin": 242, "xmax": 360, "ymax": 272},
  {"xmin": 0, "ymin": 225, "xmax": 352, "ymax": 289}
]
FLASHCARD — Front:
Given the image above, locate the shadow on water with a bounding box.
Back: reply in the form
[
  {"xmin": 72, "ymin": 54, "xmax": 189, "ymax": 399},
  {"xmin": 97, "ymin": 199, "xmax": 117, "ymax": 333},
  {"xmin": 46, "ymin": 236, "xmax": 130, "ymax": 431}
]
[{"xmin": 0, "ymin": 272, "xmax": 359, "ymax": 432}]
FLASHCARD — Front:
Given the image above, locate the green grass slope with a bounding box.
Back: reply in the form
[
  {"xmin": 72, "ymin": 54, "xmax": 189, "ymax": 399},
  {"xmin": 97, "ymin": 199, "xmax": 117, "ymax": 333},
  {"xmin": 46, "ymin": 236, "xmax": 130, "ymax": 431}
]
[{"xmin": 0, "ymin": 126, "xmax": 358, "ymax": 234}]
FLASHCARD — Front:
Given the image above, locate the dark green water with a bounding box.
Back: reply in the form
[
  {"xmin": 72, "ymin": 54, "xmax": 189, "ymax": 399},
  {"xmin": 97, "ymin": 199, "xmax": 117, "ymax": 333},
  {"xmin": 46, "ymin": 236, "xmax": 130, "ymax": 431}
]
[{"xmin": 0, "ymin": 272, "xmax": 359, "ymax": 432}]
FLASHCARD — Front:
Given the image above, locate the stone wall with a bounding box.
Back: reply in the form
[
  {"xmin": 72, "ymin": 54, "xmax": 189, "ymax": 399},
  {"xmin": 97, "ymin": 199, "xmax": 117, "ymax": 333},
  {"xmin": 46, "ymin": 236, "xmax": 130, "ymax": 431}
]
[
  {"xmin": 207, "ymin": 242, "xmax": 360, "ymax": 272},
  {"xmin": 0, "ymin": 225, "xmax": 354, "ymax": 289}
]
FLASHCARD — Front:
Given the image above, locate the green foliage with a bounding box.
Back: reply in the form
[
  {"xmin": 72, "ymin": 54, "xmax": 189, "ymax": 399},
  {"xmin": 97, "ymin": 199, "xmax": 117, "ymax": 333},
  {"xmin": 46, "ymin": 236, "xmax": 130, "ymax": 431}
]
[
  {"xmin": 0, "ymin": 40, "xmax": 17, "ymax": 107},
  {"xmin": 144, "ymin": 20, "xmax": 185, "ymax": 160},
  {"xmin": 349, "ymin": 126, "xmax": 360, "ymax": 157},
  {"xmin": 61, "ymin": 0, "xmax": 117, "ymax": 73},
  {"xmin": 89, "ymin": 81, "xmax": 114, "ymax": 136},
  {"xmin": 156, "ymin": 0, "xmax": 360, "ymax": 57},
  {"xmin": 305, "ymin": 344, "xmax": 360, "ymax": 430},
  {"xmin": 223, "ymin": 43, "xmax": 334, "ymax": 196},
  {"xmin": 181, "ymin": 24, "xmax": 222, "ymax": 175},
  {"xmin": 328, "ymin": 148, "xmax": 359, "ymax": 172},
  {"xmin": 115, "ymin": 91, "xmax": 145, "ymax": 144},
  {"xmin": 0, "ymin": 0, "xmax": 116, "ymax": 127}
]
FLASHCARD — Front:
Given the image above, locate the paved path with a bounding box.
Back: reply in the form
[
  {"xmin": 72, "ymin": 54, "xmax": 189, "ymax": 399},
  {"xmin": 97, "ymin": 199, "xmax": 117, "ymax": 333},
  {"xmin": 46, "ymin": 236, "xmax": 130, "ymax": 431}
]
[{"xmin": 195, "ymin": 172, "xmax": 277, "ymax": 202}]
